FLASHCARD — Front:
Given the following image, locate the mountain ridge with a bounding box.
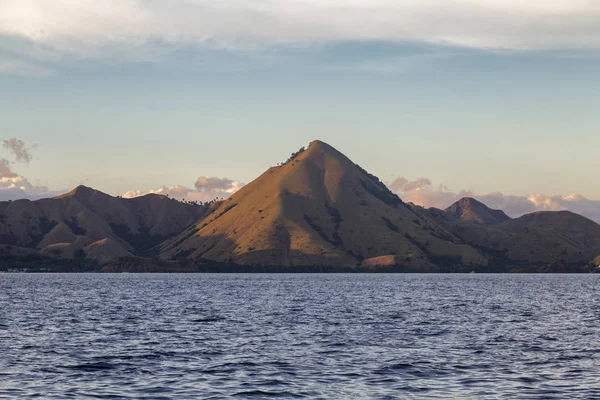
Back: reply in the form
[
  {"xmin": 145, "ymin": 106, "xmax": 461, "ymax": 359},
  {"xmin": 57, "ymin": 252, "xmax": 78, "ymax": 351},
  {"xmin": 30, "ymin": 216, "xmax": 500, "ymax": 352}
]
[
  {"xmin": 1, "ymin": 140, "xmax": 599, "ymax": 273},
  {"xmin": 0, "ymin": 185, "xmax": 208, "ymax": 266}
]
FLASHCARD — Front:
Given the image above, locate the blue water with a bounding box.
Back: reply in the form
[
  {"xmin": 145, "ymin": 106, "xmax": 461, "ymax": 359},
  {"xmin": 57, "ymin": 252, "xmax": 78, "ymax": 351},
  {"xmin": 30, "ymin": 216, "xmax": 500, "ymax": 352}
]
[{"xmin": 1, "ymin": 274, "xmax": 600, "ymax": 399}]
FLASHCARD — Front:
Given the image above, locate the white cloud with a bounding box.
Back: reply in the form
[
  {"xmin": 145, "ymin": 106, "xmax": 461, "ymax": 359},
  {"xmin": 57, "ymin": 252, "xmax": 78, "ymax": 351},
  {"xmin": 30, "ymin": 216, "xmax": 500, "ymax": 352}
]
[
  {"xmin": 0, "ymin": 138, "xmax": 62, "ymax": 201},
  {"xmin": 0, "ymin": 0, "xmax": 599, "ymax": 70},
  {"xmin": 389, "ymin": 177, "xmax": 600, "ymax": 224},
  {"xmin": 0, "ymin": 159, "xmax": 17, "ymax": 178},
  {"xmin": 0, "ymin": 175, "xmax": 62, "ymax": 201},
  {"xmin": 389, "ymin": 176, "xmax": 473, "ymax": 210},
  {"xmin": 123, "ymin": 176, "xmax": 244, "ymax": 203},
  {"xmin": 194, "ymin": 176, "xmax": 243, "ymax": 193}
]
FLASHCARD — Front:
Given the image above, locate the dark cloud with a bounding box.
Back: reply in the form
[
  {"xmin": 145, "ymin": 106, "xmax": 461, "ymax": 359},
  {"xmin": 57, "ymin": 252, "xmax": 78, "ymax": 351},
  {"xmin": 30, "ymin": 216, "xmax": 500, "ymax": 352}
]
[{"xmin": 3, "ymin": 138, "xmax": 34, "ymax": 164}]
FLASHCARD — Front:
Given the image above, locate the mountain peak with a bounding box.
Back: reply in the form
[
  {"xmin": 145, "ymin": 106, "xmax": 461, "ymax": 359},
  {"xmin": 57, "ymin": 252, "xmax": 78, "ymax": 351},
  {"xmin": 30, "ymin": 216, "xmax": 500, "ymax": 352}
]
[
  {"xmin": 72, "ymin": 185, "xmax": 94, "ymax": 194},
  {"xmin": 161, "ymin": 141, "xmax": 486, "ymax": 268},
  {"xmin": 456, "ymin": 197, "xmax": 485, "ymax": 208},
  {"xmin": 445, "ymin": 197, "xmax": 510, "ymax": 224},
  {"xmin": 296, "ymin": 140, "xmax": 354, "ymax": 167},
  {"xmin": 302, "ymin": 139, "xmax": 348, "ymax": 161},
  {"xmin": 308, "ymin": 139, "xmax": 335, "ymax": 152},
  {"xmin": 54, "ymin": 185, "xmax": 105, "ymax": 200}
]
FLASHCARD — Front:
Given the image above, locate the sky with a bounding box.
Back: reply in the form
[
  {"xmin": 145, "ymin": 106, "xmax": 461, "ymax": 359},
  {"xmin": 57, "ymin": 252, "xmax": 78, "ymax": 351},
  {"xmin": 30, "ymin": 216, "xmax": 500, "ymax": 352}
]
[{"xmin": 1, "ymin": 0, "xmax": 600, "ymax": 221}]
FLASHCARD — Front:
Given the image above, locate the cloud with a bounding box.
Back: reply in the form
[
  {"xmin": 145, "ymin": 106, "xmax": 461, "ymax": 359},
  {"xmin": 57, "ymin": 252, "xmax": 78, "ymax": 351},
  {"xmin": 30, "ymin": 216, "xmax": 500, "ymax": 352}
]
[
  {"xmin": 0, "ymin": 175, "xmax": 62, "ymax": 201},
  {"xmin": 124, "ymin": 176, "xmax": 244, "ymax": 203},
  {"xmin": 194, "ymin": 176, "xmax": 242, "ymax": 193},
  {"xmin": 388, "ymin": 177, "xmax": 409, "ymax": 192},
  {"xmin": 388, "ymin": 177, "xmax": 473, "ymax": 209},
  {"xmin": 0, "ymin": 138, "xmax": 59, "ymax": 201},
  {"xmin": 0, "ymin": 0, "xmax": 599, "ymax": 71},
  {"xmin": 3, "ymin": 138, "xmax": 35, "ymax": 164},
  {"xmin": 317, "ymin": 51, "xmax": 462, "ymax": 74},
  {"xmin": 0, "ymin": 159, "xmax": 18, "ymax": 178},
  {"xmin": 396, "ymin": 177, "xmax": 433, "ymax": 193},
  {"xmin": 389, "ymin": 177, "xmax": 600, "ymax": 224},
  {"xmin": 0, "ymin": 55, "xmax": 55, "ymax": 77}
]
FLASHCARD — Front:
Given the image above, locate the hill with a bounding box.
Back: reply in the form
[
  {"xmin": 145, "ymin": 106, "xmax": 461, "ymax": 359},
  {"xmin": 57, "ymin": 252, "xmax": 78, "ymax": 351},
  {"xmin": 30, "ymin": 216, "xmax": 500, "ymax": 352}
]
[
  {"xmin": 444, "ymin": 197, "xmax": 511, "ymax": 224},
  {"xmin": 0, "ymin": 186, "xmax": 208, "ymax": 265},
  {"xmin": 450, "ymin": 210, "xmax": 600, "ymax": 267},
  {"xmin": 160, "ymin": 140, "xmax": 486, "ymax": 269},
  {"xmin": 2, "ymin": 140, "xmax": 599, "ymax": 273}
]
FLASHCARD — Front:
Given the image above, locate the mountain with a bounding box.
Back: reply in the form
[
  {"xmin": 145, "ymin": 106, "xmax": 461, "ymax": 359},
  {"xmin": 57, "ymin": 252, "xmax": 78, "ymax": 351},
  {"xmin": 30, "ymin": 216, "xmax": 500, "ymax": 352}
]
[
  {"xmin": 2, "ymin": 140, "xmax": 600, "ymax": 273},
  {"xmin": 0, "ymin": 186, "xmax": 208, "ymax": 264},
  {"xmin": 160, "ymin": 140, "xmax": 486, "ymax": 269},
  {"xmin": 444, "ymin": 197, "xmax": 510, "ymax": 224},
  {"xmin": 450, "ymin": 210, "xmax": 600, "ymax": 267}
]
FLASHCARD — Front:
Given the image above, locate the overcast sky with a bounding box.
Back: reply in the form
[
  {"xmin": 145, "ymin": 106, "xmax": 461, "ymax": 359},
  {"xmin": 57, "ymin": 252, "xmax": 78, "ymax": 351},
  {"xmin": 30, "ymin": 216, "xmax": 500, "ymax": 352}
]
[{"xmin": 1, "ymin": 0, "xmax": 599, "ymax": 220}]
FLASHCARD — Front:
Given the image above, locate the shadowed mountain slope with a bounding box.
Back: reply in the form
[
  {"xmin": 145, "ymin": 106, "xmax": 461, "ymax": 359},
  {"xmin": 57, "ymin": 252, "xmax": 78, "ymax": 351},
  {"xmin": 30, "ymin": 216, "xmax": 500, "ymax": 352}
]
[
  {"xmin": 445, "ymin": 197, "xmax": 511, "ymax": 224},
  {"xmin": 450, "ymin": 211, "xmax": 600, "ymax": 265},
  {"xmin": 160, "ymin": 140, "xmax": 486, "ymax": 268}
]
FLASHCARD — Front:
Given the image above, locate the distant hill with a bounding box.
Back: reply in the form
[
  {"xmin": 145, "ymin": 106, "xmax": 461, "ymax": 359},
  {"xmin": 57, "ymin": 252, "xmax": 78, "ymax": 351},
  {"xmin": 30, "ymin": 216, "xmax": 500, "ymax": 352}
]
[
  {"xmin": 2, "ymin": 140, "xmax": 600, "ymax": 273},
  {"xmin": 444, "ymin": 197, "xmax": 511, "ymax": 224},
  {"xmin": 450, "ymin": 210, "xmax": 600, "ymax": 267},
  {"xmin": 0, "ymin": 186, "xmax": 208, "ymax": 265}
]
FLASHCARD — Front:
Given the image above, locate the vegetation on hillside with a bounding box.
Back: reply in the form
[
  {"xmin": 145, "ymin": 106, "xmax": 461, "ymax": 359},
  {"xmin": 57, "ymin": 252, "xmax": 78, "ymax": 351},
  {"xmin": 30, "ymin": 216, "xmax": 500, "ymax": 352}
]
[{"xmin": 278, "ymin": 146, "xmax": 306, "ymax": 166}]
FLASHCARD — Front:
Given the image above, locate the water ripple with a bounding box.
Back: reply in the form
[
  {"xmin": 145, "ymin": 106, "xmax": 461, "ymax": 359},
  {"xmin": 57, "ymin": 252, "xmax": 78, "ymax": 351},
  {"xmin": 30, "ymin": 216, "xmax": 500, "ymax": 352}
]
[{"xmin": 1, "ymin": 273, "xmax": 600, "ymax": 398}]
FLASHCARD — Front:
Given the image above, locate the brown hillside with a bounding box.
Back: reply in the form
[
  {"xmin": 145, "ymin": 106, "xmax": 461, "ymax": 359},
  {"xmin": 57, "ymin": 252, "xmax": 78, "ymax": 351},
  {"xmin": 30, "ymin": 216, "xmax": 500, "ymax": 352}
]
[
  {"xmin": 0, "ymin": 186, "xmax": 207, "ymax": 263},
  {"xmin": 3, "ymin": 140, "xmax": 598, "ymax": 271},
  {"xmin": 161, "ymin": 140, "xmax": 486, "ymax": 268},
  {"xmin": 85, "ymin": 238, "xmax": 133, "ymax": 265},
  {"xmin": 451, "ymin": 211, "xmax": 600, "ymax": 265},
  {"xmin": 360, "ymin": 254, "xmax": 438, "ymax": 272}
]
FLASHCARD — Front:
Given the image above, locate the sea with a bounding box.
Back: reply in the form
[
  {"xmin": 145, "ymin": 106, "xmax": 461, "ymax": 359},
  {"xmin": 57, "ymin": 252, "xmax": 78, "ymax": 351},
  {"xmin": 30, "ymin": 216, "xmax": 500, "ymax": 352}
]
[{"xmin": 1, "ymin": 273, "xmax": 600, "ymax": 399}]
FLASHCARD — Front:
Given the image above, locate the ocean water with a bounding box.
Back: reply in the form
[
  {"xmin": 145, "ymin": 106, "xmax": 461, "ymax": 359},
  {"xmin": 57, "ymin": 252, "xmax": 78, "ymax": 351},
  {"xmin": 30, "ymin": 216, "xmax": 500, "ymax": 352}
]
[{"xmin": 1, "ymin": 274, "xmax": 600, "ymax": 399}]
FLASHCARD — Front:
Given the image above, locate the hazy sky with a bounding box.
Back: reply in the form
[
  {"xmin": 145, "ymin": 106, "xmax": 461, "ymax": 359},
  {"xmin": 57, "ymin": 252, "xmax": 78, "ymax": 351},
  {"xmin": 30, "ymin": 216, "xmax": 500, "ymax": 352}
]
[{"xmin": 1, "ymin": 0, "xmax": 600, "ymax": 219}]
